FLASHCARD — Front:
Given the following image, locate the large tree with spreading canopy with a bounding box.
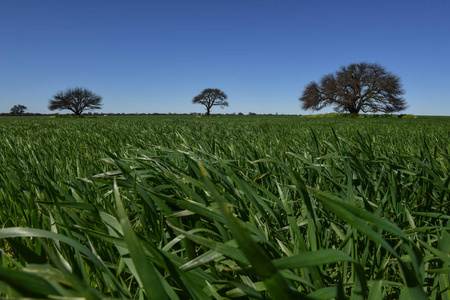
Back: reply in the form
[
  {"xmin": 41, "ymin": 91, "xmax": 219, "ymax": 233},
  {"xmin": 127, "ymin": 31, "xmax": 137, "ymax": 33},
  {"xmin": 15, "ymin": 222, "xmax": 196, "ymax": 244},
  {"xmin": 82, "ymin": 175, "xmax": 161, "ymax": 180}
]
[
  {"xmin": 299, "ymin": 62, "xmax": 406, "ymax": 114},
  {"xmin": 49, "ymin": 87, "xmax": 102, "ymax": 115},
  {"xmin": 192, "ymin": 88, "xmax": 228, "ymax": 116}
]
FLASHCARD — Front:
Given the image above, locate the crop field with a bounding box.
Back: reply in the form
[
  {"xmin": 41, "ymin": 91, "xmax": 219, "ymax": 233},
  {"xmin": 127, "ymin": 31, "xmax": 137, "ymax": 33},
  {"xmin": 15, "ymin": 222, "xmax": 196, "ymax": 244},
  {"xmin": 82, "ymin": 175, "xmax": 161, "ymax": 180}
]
[{"xmin": 0, "ymin": 115, "xmax": 449, "ymax": 299}]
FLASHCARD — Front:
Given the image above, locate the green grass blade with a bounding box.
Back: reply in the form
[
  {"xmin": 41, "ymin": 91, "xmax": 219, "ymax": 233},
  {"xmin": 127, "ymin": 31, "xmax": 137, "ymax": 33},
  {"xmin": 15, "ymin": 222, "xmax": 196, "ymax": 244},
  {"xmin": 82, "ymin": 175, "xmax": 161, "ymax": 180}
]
[
  {"xmin": 0, "ymin": 267, "xmax": 62, "ymax": 298},
  {"xmin": 113, "ymin": 178, "xmax": 173, "ymax": 300}
]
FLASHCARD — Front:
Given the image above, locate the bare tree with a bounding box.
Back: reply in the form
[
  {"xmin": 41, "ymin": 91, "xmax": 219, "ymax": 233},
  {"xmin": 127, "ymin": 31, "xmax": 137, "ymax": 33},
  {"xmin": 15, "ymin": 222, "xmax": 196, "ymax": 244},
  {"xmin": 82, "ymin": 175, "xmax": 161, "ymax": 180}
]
[
  {"xmin": 49, "ymin": 87, "xmax": 102, "ymax": 115},
  {"xmin": 192, "ymin": 88, "xmax": 228, "ymax": 116},
  {"xmin": 300, "ymin": 62, "xmax": 406, "ymax": 114},
  {"xmin": 10, "ymin": 105, "xmax": 27, "ymax": 116}
]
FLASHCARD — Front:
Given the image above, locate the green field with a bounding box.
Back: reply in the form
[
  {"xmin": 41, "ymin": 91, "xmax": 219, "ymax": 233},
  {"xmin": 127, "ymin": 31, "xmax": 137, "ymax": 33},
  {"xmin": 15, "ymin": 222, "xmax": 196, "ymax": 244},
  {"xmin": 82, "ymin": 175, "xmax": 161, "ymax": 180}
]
[{"xmin": 0, "ymin": 115, "xmax": 449, "ymax": 299}]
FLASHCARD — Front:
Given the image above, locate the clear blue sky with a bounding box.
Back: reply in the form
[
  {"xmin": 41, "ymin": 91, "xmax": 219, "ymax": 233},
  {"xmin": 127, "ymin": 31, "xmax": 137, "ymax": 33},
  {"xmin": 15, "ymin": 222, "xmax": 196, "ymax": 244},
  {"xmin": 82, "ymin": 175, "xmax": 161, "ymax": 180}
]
[{"xmin": 1, "ymin": 0, "xmax": 449, "ymax": 115}]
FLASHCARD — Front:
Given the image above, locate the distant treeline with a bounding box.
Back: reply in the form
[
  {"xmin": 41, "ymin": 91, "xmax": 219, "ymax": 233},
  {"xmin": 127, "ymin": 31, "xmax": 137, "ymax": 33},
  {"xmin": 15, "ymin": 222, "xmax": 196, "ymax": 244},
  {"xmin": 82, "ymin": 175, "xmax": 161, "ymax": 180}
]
[
  {"xmin": 0, "ymin": 112, "xmax": 54, "ymax": 117},
  {"xmin": 0, "ymin": 112, "xmax": 300, "ymax": 117},
  {"xmin": 1, "ymin": 112, "xmax": 418, "ymax": 118}
]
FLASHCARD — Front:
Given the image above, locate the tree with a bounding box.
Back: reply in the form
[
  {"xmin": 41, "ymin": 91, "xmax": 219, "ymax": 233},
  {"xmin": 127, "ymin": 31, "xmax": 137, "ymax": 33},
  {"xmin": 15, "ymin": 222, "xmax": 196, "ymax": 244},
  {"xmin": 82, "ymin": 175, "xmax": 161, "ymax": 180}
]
[
  {"xmin": 49, "ymin": 87, "xmax": 103, "ymax": 115},
  {"xmin": 10, "ymin": 105, "xmax": 27, "ymax": 116},
  {"xmin": 192, "ymin": 88, "xmax": 228, "ymax": 116},
  {"xmin": 299, "ymin": 62, "xmax": 406, "ymax": 114}
]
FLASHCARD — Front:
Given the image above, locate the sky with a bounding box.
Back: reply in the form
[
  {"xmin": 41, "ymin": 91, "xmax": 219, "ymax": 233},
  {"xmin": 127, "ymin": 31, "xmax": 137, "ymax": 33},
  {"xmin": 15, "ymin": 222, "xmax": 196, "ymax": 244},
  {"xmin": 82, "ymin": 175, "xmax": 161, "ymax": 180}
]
[{"xmin": 1, "ymin": 0, "xmax": 449, "ymax": 115}]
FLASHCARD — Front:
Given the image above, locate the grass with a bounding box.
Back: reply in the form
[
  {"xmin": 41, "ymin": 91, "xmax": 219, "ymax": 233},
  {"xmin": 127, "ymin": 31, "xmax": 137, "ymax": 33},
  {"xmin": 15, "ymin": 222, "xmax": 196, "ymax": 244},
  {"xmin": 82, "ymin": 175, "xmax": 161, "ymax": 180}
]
[{"xmin": 0, "ymin": 115, "xmax": 449, "ymax": 299}]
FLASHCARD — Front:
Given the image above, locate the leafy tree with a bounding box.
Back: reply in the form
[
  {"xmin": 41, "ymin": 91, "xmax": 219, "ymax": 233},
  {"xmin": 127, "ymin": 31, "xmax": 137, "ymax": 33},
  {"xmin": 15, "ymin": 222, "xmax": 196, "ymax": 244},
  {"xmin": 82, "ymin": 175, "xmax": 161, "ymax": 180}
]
[
  {"xmin": 299, "ymin": 62, "xmax": 406, "ymax": 114},
  {"xmin": 192, "ymin": 88, "xmax": 228, "ymax": 116},
  {"xmin": 10, "ymin": 105, "xmax": 27, "ymax": 116},
  {"xmin": 49, "ymin": 87, "xmax": 102, "ymax": 115}
]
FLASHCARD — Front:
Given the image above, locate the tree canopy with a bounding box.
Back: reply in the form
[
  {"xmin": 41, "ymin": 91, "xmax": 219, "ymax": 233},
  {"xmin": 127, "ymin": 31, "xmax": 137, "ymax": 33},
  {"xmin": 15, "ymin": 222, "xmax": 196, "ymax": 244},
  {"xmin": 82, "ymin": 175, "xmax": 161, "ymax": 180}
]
[
  {"xmin": 299, "ymin": 62, "xmax": 406, "ymax": 114},
  {"xmin": 10, "ymin": 105, "xmax": 27, "ymax": 116},
  {"xmin": 49, "ymin": 87, "xmax": 102, "ymax": 115},
  {"xmin": 192, "ymin": 88, "xmax": 228, "ymax": 116}
]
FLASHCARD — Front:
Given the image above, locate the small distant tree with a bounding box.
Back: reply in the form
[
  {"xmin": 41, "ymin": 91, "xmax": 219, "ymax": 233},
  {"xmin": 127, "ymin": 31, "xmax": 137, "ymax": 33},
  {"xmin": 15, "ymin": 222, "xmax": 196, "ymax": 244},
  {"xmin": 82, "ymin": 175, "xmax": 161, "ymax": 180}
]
[
  {"xmin": 10, "ymin": 105, "xmax": 27, "ymax": 116},
  {"xmin": 299, "ymin": 62, "xmax": 406, "ymax": 114},
  {"xmin": 49, "ymin": 87, "xmax": 102, "ymax": 115},
  {"xmin": 192, "ymin": 88, "xmax": 228, "ymax": 116}
]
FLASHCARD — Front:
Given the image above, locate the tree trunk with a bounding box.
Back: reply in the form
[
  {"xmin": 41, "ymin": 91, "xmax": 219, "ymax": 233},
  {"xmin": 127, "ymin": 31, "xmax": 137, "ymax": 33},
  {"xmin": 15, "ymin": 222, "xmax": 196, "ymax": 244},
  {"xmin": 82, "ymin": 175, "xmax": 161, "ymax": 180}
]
[
  {"xmin": 205, "ymin": 107, "xmax": 211, "ymax": 116},
  {"xmin": 347, "ymin": 106, "xmax": 360, "ymax": 114}
]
